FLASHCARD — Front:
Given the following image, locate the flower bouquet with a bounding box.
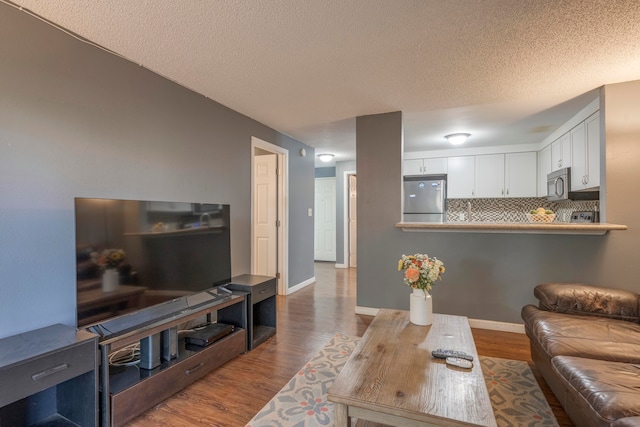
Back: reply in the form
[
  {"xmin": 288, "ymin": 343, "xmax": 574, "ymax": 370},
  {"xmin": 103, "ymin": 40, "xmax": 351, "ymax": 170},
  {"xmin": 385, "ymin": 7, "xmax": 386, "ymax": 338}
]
[
  {"xmin": 92, "ymin": 248, "xmax": 126, "ymax": 270},
  {"xmin": 397, "ymin": 253, "xmax": 445, "ymax": 296}
]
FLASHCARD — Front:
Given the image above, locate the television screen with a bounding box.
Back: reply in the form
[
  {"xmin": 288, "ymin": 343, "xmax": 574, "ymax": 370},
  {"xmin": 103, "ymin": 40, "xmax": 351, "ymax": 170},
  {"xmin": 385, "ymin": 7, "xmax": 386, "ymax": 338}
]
[{"xmin": 74, "ymin": 198, "xmax": 231, "ymax": 331}]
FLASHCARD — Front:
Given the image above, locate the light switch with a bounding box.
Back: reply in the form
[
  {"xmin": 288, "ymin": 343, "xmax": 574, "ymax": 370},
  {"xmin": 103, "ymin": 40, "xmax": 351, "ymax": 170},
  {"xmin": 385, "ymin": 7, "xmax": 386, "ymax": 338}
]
[{"xmin": 308, "ymin": 208, "xmax": 313, "ymax": 217}]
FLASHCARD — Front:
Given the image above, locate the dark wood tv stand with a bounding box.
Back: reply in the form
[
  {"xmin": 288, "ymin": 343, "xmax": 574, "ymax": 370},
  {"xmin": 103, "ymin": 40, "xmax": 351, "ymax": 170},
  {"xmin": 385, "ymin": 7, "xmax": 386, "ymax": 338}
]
[{"xmin": 94, "ymin": 292, "xmax": 247, "ymax": 426}]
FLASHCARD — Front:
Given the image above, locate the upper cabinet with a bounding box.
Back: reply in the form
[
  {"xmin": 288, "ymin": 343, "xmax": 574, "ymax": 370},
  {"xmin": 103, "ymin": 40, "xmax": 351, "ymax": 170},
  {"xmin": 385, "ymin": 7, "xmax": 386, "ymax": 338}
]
[
  {"xmin": 571, "ymin": 111, "xmax": 600, "ymax": 191},
  {"xmin": 551, "ymin": 133, "xmax": 571, "ymax": 171},
  {"xmin": 445, "ymin": 152, "xmax": 537, "ymax": 199},
  {"xmin": 404, "ymin": 157, "xmax": 447, "ymax": 176},
  {"xmin": 447, "ymin": 156, "xmax": 475, "ymax": 198},
  {"xmin": 505, "ymin": 152, "xmax": 537, "ymax": 197},
  {"xmin": 537, "ymin": 145, "xmax": 552, "ymax": 197},
  {"xmin": 474, "ymin": 154, "xmax": 505, "ymax": 198}
]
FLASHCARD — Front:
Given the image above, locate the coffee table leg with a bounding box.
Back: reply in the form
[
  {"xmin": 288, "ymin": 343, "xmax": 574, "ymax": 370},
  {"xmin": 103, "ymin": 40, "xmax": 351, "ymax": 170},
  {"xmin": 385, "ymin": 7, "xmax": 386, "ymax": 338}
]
[{"xmin": 334, "ymin": 402, "xmax": 349, "ymax": 427}]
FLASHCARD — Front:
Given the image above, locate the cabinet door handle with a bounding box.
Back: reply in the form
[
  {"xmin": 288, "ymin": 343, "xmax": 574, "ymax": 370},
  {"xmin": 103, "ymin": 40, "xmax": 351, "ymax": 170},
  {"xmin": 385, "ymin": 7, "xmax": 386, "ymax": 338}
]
[
  {"xmin": 185, "ymin": 362, "xmax": 205, "ymax": 376},
  {"xmin": 259, "ymin": 289, "xmax": 267, "ymax": 294},
  {"xmin": 32, "ymin": 363, "xmax": 69, "ymax": 381},
  {"xmin": 558, "ymin": 160, "xmax": 562, "ymax": 167},
  {"xmin": 506, "ymin": 189, "xmax": 509, "ymax": 195}
]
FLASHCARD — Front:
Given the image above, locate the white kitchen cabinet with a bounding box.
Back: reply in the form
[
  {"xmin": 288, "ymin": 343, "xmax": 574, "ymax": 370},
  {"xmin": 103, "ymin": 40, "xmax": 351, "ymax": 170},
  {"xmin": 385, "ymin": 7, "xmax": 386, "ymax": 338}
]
[
  {"xmin": 474, "ymin": 154, "xmax": 505, "ymax": 198},
  {"xmin": 146, "ymin": 201, "xmax": 192, "ymax": 212},
  {"xmin": 447, "ymin": 156, "xmax": 475, "ymax": 198},
  {"xmin": 403, "ymin": 157, "xmax": 447, "ymax": 176},
  {"xmin": 505, "ymin": 152, "xmax": 537, "ymax": 197},
  {"xmin": 585, "ymin": 111, "xmax": 601, "ymax": 189},
  {"xmin": 473, "ymin": 152, "xmax": 536, "ymax": 198},
  {"xmin": 570, "ymin": 122, "xmax": 586, "ymax": 189},
  {"xmin": 570, "ymin": 111, "xmax": 601, "ymax": 191},
  {"xmin": 538, "ymin": 144, "xmax": 552, "ymax": 197},
  {"xmin": 551, "ymin": 132, "xmax": 571, "ymax": 171}
]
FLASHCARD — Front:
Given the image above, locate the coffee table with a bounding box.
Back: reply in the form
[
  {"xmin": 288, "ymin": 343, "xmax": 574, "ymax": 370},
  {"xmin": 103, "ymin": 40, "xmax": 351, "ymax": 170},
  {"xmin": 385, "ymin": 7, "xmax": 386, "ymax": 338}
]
[{"xmin": 328, "ymin": 309, "xmax": 497, "ymax": 427}]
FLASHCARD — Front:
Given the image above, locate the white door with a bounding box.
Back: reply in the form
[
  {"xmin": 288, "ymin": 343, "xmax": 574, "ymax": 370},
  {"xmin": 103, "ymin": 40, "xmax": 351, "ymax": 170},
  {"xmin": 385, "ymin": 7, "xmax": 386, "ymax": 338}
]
[
  {"xmin": 348, "ymin": 174, "xmax": 357, "ymax": 268},
  {"xmin": 253, "ymin": 154, "xmax": 277, "ymax": 276},
  {"xmin": 314, "ymin": 177, "xmax": 336, "ymax": 261}
]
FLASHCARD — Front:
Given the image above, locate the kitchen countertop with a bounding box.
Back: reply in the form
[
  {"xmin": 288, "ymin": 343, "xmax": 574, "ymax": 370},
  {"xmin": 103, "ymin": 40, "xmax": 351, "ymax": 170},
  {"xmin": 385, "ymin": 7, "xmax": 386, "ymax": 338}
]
[{"xmin": 395, "ymin": 221, "xmax": 628, "ymax": 235}]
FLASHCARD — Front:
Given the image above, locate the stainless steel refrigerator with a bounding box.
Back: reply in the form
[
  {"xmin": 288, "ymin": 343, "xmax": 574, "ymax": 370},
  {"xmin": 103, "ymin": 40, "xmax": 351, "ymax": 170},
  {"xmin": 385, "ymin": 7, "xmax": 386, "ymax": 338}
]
[{"xmin": 403, "ymin": 175, "xmax": 447, "ymax": 222}]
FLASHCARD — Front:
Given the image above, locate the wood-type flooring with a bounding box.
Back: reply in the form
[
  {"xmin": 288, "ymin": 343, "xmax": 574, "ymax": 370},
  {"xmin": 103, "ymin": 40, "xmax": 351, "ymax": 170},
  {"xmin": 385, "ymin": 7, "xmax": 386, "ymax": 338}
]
[{"xmin": 127, "ymin": 262, "xmax": 573, "ymax": 426}]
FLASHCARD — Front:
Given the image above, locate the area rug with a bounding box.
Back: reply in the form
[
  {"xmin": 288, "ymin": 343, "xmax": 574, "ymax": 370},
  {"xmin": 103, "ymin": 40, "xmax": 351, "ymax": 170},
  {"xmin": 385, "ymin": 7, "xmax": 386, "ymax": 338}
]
[{"xmin": 246, "ymin": 333, "xmax": 558, "ymax": 427}]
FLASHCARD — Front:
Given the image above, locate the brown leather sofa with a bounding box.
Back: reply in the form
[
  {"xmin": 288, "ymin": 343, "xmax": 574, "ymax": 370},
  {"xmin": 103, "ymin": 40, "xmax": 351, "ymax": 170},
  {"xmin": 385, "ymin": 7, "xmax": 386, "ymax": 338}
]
[{"xmin": 521, "ymin": 283, "xmax": 640, "ymax": 427}]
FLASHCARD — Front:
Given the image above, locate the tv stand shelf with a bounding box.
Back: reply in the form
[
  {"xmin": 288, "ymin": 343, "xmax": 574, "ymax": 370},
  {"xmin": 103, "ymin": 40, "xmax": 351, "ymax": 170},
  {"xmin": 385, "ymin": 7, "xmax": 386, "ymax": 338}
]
[{"xmin": 94, "ymin": 292, "xmax": 247, "ymax": 427}]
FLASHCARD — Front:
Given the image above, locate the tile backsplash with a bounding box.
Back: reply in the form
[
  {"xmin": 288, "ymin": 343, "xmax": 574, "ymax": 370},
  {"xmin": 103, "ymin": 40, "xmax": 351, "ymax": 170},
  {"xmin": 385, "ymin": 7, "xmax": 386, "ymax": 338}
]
[{"xmin": 446, "ymin": 198, "xmax": 599, "ymax": 223}]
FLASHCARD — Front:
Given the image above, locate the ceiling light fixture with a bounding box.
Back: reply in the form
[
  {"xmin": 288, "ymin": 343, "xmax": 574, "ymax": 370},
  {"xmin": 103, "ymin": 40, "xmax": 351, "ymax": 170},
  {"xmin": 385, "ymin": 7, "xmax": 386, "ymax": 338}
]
[
  {"xmin": 445, "ymin": 133, "xmax": 471, "ymax": 145},
  {"xmin": 317, "ymin": 153, "xmax": 335, "ymax": 162}
]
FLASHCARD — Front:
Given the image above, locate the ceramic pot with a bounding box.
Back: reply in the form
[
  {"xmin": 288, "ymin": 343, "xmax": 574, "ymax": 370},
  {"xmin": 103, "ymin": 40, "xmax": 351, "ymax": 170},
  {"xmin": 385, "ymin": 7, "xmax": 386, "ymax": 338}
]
[
  {"xmin": 409, "ymin": 287, "xmax": 432, "ymax": 326},
  {"xmin": 102, "ymin": 268, "xmax": 119, "ymax": 292}
]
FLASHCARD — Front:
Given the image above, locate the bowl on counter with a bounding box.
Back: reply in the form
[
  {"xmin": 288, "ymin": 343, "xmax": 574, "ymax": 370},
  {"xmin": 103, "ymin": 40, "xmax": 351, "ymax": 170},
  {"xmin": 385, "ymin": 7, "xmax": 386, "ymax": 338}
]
[{"xmin": 526, "ymin": 213, "xmax": 556, "ymax": 223}]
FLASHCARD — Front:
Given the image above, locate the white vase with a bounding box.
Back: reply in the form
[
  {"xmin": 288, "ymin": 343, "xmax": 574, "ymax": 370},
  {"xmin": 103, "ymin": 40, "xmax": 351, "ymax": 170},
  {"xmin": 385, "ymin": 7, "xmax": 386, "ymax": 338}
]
[
  {"xmin": 409, "ymin": 287, "xmax": 432, "ymax": 326},
  {"xmin": 102, "ymin": 268, "xmax": 119, "ymax": 292}
]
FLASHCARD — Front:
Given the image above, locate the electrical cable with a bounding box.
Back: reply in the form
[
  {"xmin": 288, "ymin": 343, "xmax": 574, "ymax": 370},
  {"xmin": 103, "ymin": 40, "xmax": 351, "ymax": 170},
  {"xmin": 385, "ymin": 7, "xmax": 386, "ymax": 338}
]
[{"xmin": 108, "ymin": 342, "xmax": 140, "ymax": 367}]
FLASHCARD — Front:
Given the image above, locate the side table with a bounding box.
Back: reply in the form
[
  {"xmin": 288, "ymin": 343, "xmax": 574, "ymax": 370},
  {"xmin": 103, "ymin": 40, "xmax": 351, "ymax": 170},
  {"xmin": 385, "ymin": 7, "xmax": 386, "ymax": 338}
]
[
  {"xmin": 0, "ymin": 324, "xmax": 98, "ymax": 426},
  {"xmin": 226, "ymin": 274, "xmax": 276, "ymax": 350}
]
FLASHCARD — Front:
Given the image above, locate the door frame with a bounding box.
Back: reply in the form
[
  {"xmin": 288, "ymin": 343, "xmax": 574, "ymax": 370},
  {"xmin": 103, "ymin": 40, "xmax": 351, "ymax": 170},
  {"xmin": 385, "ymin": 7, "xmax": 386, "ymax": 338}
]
[
  {"xmin": 341, "ymin": 169, "xmax": 356, "ymax": 269},
  {"xmin": 251, "ymin": 136, "xmax": 288, "ymax": 295}
]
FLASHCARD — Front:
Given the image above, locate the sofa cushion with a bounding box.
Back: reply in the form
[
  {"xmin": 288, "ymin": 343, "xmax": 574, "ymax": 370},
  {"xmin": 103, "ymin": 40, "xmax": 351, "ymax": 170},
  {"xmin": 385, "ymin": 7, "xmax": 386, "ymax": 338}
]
[
  {"xmin": 522, "ymin": 305, "xmax": 640, "ymax": 363},
  {"xmin": 553, "ymin": 356, "xmax": 640, "ymax": 424},
  {"xmin": 612, "ymin": 417, "xmax": 640, "ymax": 427},
  {"xmin": 535, "ymin": 283, "xmax": 640, "ymax": 322}
]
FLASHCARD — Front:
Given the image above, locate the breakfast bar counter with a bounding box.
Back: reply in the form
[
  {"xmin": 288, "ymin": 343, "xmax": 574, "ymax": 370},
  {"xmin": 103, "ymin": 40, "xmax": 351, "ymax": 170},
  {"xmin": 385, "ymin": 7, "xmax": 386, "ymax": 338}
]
[{"xmin": 396, "ymin": 221, "xmax": 628, "ymax": 235}]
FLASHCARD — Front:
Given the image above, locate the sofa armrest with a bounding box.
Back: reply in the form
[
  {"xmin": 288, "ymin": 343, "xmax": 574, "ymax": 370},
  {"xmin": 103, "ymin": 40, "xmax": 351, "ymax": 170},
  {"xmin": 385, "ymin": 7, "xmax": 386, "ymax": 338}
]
[
  {"xmin": 612, "ymin": 417, "xmax": 640, "ymax": 427},
  {"xmin": 534, "ymin": 283, "xmax": 640, "ymax": 322}
]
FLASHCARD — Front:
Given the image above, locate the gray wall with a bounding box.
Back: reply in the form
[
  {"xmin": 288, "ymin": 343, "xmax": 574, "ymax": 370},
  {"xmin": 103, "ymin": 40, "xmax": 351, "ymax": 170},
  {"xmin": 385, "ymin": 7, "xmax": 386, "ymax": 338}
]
[
  {"xmin": 0, "ymin": 4, "xmax": 314, "ymax": 338},
  {"xmin": 357, "ymin": 88, "xmax": 640, "ymax": 323}
]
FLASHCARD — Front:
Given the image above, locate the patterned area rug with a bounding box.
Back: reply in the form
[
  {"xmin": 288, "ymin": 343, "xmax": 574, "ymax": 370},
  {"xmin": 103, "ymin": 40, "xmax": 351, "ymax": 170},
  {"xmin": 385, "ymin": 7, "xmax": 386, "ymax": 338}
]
[{"xmin": 246, "ymin": 333, "xmax": 558, "ymax": 427}]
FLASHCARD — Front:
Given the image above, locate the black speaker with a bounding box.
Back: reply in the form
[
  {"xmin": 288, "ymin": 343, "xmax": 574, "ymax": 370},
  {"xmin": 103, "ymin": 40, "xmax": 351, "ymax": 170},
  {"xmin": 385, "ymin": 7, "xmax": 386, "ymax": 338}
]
[
  {"xmin": 161, "ymin": 326, "xmax": 178, "ymax": 361},
  {"xmin": 139, "ymin": 334, "xmax": 161, "ymax": 370}
]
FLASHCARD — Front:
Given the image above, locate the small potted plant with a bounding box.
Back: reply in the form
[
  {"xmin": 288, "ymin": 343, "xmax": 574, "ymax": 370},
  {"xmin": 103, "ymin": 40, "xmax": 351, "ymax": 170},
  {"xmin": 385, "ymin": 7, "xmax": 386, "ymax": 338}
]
[
  {"xmin": 92, "ymin": 249, "xmax": 126, "ymax": 292},
  {"xmin": 398, "ymin": 253, "xmax": 445, "ymax": 325}
]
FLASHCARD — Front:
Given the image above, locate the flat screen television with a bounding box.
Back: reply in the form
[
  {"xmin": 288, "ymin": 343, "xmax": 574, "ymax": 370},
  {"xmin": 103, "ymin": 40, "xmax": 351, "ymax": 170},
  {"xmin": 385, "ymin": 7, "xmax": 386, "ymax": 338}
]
[{"xmin": 74, "ymin": 197, "xmax": 232, "ymax": 336}]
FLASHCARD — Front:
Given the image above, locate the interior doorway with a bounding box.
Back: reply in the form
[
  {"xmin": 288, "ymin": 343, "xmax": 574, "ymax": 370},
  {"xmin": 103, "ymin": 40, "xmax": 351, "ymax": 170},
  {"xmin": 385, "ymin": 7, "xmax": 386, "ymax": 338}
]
[
  {"xmin": 251, "ymin": 137, "xmax": 288, "ymax": 295},
  {"xmin": 314, "ymin": 177, "xmax": 336, "ymax": 261},
  {"xmin": 348, "ymin": 174, "xmax": 357, "ymax": 268},
  {"xmin": 342, "ymin": 170, "xmax": 357, "ymax": 268}
]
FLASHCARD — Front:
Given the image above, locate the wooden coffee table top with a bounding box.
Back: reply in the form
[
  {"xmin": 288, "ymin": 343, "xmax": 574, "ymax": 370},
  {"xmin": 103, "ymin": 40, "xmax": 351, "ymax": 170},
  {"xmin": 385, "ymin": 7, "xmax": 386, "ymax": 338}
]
[{"xmin": 328, "ymin": 309, "xmax": 497, "ymax": 427}]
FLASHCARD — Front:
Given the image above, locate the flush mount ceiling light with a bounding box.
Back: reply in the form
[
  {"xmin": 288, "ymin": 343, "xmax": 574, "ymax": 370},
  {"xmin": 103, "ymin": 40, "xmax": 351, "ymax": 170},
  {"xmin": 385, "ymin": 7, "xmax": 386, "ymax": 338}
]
[
  {"xmin": 317, "ymin": 153, "xmax": 335, "ymax": 162},
  {"xmin": 445, "ymin": 133, "xmax": 471, "ymax": 145}
]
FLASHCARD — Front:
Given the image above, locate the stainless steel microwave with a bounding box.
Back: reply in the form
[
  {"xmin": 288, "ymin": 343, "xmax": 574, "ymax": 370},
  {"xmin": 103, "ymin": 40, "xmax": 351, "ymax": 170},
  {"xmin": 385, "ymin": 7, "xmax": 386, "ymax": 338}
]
[{"xmin": 547, "ymin": 168, "xmax": 570, "ymax": 201}]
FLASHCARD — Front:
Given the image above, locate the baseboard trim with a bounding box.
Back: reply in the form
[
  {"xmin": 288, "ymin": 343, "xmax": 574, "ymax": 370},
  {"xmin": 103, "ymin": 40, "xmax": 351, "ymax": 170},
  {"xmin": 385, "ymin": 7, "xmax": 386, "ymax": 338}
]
[
  {"xmin": 354, "ymin": 306, "xmax": 525, "ymax": 334},
  {"xmin": 468, "ymin": 318, "xmax": 525, "ymax": 334},
  {"xmin": 335, "ymin": 263, "xmax": 347, "ymax": 269},
  {"xmin": 355, "ymin": 306, "xmax": 379, "ymax": 316},
  {"xmin": 287, "ymin": 276, "xmax": 315, "ymax": 295}
]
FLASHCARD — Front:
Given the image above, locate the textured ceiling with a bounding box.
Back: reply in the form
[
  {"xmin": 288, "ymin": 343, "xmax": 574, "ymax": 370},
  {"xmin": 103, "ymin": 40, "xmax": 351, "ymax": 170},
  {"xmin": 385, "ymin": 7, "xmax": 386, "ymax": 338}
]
[{"xmin": 8, "ymin": 0, "xmax": 640, "ymax": 165}]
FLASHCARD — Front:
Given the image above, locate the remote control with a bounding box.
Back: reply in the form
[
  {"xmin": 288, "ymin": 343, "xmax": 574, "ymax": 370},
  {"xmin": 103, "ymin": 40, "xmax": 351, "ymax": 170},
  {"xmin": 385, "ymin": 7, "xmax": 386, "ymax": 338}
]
[
  {"xmin": 445, "ymin": 357, "xmax": 473, "ymax": 369},
  {"xmin": 431, "ymin": 349, "xmax": 474, "ymax": 361}
]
